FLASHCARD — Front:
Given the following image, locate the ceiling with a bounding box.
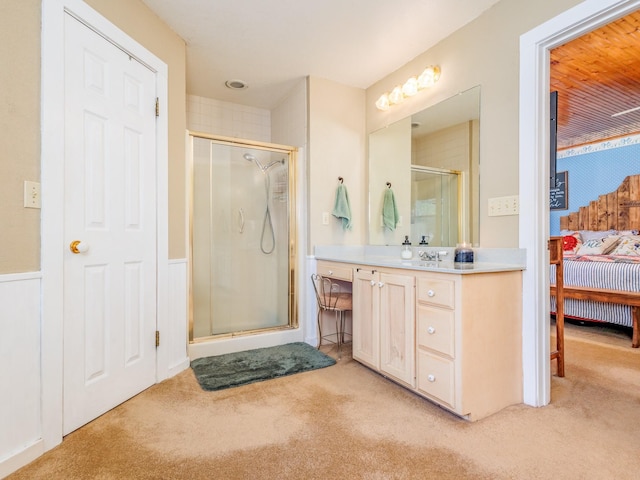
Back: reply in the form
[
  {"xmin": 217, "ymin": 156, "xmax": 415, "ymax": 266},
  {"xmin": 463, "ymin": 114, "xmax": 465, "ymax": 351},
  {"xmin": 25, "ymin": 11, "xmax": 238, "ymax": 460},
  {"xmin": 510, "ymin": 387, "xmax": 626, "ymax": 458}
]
[
  {"xmin": 551, "ymin": 10, "xmax": 640, "ymax": 149},
  {"xmin": 140, "ymin": 0, "xmax": 501, "ymax": 109}
]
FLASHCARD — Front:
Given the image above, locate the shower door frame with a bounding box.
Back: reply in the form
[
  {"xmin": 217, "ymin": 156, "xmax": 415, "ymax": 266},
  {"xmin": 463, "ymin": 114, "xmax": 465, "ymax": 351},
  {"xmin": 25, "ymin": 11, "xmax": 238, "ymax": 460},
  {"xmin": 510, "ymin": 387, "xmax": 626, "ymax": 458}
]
[
  {"xmin": 410, "ymin": 165, "xmax": 464, "ymax": 246},
  {"xmin": 187, "ymin": 132, "xmax": 298, "ymax": 343}
]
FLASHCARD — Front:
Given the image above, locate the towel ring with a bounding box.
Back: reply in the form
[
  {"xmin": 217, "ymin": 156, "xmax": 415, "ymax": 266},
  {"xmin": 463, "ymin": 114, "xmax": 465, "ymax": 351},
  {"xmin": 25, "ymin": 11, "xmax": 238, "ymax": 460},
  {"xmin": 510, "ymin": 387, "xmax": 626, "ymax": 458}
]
[
  {"xmin": 338, "ymin": 177, "xmax": 343, "ymax": 184},
  {"xmin": 386, "ymin": 182, "xmax": 391, "ymax": 188}
]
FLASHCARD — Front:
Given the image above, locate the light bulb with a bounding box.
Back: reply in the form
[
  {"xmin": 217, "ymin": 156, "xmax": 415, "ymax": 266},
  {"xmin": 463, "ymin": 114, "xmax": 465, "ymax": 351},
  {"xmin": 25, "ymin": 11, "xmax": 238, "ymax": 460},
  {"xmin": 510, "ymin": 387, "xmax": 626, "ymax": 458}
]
[
  {"xmin": 389, "ymin": 85, "xmax": 404, "ymax": 105},
  {"xmin": 417, "ymin": 65, "xmax": 441, "ymax": 89},
  {"xmin": 375, "ymin": 93, "xmax": 390, "ymax": 111},
  {"xmin": 402, "ymin": 77, "xmax": 418, "ymax": 97}
]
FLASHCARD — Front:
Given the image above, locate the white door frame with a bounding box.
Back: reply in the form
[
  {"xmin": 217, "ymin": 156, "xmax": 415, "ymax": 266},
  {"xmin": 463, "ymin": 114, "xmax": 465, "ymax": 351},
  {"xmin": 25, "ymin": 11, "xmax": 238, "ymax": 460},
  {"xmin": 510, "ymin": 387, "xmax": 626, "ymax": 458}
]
[
  {"xmin": 41, "ymin": 0, "xmax": 169, "ymax": 450},
  {"xmin": 519, "ymin": 0, "xmax": 640, "ymax": 407}
]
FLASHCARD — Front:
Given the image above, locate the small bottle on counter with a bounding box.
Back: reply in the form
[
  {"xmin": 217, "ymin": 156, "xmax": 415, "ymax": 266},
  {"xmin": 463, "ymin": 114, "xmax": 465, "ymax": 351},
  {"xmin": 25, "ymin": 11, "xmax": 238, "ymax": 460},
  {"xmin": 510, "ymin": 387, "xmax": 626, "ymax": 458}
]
[
  {"xmin": 454, "ymin": 243, "xmax": 474, "ymax": 263},
  {"xmin": 419, "ymin": 235, "xmax": 429, "ymax": 245},
  {"xmin": 401, "ymin": 235, "xmax": 413, "ymax": 259}
]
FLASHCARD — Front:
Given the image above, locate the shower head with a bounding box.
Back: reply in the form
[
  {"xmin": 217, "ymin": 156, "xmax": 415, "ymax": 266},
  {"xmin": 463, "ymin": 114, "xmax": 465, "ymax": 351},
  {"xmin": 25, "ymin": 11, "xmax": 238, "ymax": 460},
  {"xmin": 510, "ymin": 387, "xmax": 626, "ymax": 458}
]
[
  {"xmin": 263, "ymin": 159, "xmax": 285, "ymax": 170},
  {"xmin": 243, "ymin": 152, "xmax": 284, "ymax": 172},
  {"xmin": 243, "ymin": 152, "xmax": 265, "ymax": 170}
]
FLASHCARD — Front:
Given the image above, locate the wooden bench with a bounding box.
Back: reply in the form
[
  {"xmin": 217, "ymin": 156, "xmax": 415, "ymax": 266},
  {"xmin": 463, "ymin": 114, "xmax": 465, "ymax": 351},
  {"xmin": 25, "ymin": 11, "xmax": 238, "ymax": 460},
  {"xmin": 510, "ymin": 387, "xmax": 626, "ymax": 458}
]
[{"xmin": 550, "ymin": 284, "xmax": 640, "ymax": 348}]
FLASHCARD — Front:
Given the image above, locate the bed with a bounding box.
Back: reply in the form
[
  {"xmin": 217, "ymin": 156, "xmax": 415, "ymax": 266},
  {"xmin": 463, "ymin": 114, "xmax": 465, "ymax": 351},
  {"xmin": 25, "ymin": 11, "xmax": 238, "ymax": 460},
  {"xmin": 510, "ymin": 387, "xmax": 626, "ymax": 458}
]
[{"xmin": 550, "ymin": 174, "xmax": 640, "ymax": 348}]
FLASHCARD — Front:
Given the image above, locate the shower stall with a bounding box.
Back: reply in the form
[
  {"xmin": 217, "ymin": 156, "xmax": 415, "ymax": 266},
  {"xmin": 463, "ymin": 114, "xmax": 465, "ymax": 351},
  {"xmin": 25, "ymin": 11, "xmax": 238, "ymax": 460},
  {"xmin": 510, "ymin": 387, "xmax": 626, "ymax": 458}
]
[
  {"xmin": 410, "ymin": 166, "xmax": 460, "ymax": 246},
  {"xmin": 189, "ymin": 134, "xmax": 297, "ymax": 342}
]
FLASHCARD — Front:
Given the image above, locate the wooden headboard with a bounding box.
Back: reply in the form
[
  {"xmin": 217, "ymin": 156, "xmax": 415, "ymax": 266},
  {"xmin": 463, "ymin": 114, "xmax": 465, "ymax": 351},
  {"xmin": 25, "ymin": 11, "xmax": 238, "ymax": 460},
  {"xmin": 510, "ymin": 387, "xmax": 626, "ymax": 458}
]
[{"xmin": 559, "ymin": 174, "xmax": 640, "ymax": 231}]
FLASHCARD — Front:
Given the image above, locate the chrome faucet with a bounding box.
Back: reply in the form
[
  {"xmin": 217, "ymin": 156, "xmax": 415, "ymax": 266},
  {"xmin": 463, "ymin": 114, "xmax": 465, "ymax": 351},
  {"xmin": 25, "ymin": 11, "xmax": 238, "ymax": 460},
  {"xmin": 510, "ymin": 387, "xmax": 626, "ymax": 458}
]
[{"xmin": 418, "ymin": 250, "xmax": 448, "ymax": 262}]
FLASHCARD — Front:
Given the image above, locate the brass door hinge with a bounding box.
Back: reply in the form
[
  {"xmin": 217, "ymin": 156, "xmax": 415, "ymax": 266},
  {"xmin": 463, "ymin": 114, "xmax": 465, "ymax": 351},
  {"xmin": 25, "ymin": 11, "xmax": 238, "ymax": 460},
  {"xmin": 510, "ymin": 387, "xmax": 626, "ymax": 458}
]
[
  {"xmin": 155, "ymin": 98, "xmax": 159, "ymax": 117},
  {"xmin": 155, "ymin": 330, "xmax": 160, "ymax": 347}
]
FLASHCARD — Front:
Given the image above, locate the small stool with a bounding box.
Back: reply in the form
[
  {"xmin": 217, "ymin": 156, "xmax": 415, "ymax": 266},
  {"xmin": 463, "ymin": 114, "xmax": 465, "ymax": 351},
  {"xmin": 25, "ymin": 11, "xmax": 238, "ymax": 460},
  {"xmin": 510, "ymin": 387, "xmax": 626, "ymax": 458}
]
[{"xmin": 311, "ymin": 274, "xmax": 352, "ymax": 359}]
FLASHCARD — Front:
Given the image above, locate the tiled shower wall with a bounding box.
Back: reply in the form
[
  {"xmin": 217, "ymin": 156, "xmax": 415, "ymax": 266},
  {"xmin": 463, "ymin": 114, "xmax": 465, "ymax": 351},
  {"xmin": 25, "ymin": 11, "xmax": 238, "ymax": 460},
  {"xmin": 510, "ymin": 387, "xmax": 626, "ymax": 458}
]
[{"xmin": 187, "ymin": 94, "xmax": 271, "ymax": 142}]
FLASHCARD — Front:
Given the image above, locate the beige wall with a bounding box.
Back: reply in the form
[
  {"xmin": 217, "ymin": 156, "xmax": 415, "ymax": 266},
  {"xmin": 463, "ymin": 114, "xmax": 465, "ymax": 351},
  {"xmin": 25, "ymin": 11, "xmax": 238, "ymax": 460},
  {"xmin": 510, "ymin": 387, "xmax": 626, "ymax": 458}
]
[
  {"xmin": 366, "ymin": 0, "xmax": 583, "ymax": 247},
  {"xmin": 86, "ymin": 0, "xmax": 187, "ymax": 259},
  {"xmin": 308, "ymin": 77, "xmax": 366, "ymax": 249},
  {"xmin": 0, "ymin": 0, "xmax": 187, "ymax": 275},
  {"xmin": 0, "ymin": 0, "xmax": 187, "ymax": 274},
  {"xmin": 0, "ymin": 0, "xmax": 587, "ymax": 274},
  {"xmin": 0, "ymin": 0, "xmax": 41, "ymax": 273}
]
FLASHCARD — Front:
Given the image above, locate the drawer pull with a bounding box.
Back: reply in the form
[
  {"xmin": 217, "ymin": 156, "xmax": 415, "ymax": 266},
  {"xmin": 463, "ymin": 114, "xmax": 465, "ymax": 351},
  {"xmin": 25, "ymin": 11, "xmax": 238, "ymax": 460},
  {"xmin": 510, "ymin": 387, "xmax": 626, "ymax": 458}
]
[
  {"xmin": 427, "ymin": 289, "xmax": 435, "ymax": 297},
  {"xmin": 370, "ymin": 280, "xmax": 376, "ymax": 286},
  {"xmin": 378, "ymin": 282, "xmax": 384, "ymax": 288},
  {"xmin": 427, "ymin": 374, "xmax": 436, "ymax": 382},
  {"xmin": 427, "ymin": 326, "xmax": 436, "ymax": 334},
  {"xmin": 328, "ymin": 270, "xmax": 333, "ymax": 275}
]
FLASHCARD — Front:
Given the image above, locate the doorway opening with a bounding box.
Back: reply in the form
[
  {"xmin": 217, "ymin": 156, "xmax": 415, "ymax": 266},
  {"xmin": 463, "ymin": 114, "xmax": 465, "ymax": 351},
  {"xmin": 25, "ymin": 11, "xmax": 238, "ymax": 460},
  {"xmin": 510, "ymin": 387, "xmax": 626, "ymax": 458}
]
[{"xmin": 519, "ymin": 0, "xmax": 640, "ymax": 407}]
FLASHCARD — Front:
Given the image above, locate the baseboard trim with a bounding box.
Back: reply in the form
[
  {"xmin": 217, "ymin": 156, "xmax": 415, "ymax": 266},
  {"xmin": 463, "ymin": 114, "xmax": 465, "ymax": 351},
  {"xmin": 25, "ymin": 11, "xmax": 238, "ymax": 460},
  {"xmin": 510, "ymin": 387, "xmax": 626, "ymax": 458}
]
[{"xmin": 0, "ymin": 439, "xmax": 44, "ymax": 479}]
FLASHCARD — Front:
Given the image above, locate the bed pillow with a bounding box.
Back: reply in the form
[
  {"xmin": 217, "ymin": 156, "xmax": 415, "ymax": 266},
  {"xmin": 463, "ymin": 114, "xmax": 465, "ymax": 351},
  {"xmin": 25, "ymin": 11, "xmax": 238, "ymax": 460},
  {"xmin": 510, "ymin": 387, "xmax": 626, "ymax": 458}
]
[
  {"xmin": 609, "ymin": 235, "xmax": 640, "ymax": 256},
  {"xmin": 576, "ymin": 235, "xmax": 620, "ymax": 255},
  {"xmin": 561, "ymin": 232, "xmax": 582, "ymax": 255},
  {"xmin": 579, "ymin": 229, "xmax": 617, "ymax": 242},
  {"xmin": 617, "ymin": 229, "xmax": 639, "ymax": 236}
]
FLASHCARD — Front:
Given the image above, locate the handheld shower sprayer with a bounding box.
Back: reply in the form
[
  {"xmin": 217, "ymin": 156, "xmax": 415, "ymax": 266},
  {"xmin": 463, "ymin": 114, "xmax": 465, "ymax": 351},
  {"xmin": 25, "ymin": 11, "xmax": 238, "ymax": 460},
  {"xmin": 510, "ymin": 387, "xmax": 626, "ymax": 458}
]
[
  {"xmin": 242, "ymin": 152, "xmax": 286, "ymax": 254},
  {"xmin": 243, "ymin": 153, "xmax": 284, "ymax": 172}
]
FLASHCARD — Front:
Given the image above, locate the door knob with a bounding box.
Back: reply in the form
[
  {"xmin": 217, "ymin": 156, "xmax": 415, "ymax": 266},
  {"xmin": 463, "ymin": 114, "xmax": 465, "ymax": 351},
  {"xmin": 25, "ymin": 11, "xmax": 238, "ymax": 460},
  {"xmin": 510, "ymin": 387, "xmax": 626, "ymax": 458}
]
[{"xmin": 69, "ymin": 240, "xmax": 89, "ymax": 254}]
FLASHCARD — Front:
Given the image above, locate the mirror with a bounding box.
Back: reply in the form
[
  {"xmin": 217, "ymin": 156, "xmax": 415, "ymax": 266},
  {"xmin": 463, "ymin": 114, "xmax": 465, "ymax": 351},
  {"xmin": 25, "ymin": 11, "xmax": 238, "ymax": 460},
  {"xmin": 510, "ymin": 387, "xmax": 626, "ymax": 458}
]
[{"xmin": 368, "ymin": 85, "xmax": 480, "ymax": 247}]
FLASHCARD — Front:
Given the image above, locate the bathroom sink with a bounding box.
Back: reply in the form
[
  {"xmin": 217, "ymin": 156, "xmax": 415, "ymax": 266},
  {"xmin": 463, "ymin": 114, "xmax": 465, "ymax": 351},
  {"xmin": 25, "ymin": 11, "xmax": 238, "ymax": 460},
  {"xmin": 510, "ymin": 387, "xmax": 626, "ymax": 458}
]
[
  {"xmin": 397, "ymin": 258, "xmax": 457, "ymax": 269},
  {"xmin": 398, "ymin": 259, "xmax": 437, "ymax": 267}
]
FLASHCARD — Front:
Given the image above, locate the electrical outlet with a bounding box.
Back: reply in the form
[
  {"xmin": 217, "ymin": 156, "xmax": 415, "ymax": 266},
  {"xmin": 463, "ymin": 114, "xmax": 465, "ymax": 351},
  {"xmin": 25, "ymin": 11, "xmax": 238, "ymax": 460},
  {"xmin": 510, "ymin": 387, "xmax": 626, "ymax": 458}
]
[
  {"xmin": 322, "ymin": 212, "xmax": 329, "ymax": 225},
  {"xmin": 24, "ymin": 181, "xmax": 41, "ymax": 209}
]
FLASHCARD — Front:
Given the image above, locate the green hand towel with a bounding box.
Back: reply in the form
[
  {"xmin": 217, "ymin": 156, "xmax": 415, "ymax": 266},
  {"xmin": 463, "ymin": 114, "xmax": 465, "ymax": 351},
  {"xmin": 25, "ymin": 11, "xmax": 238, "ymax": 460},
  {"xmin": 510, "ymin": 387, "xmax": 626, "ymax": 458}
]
[
  {"xmin": 332, "ymin": 184, "xmax": 352, "ymax": 230},
  {"xmin": 382, "ymin": 188, "xmax": 399, "ymax": 230}
]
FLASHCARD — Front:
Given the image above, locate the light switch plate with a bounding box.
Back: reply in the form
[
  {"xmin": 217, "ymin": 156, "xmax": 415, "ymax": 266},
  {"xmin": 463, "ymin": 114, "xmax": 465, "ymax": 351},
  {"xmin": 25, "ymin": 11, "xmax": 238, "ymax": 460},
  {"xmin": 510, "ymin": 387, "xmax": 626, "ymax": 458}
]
[
  {"xmin": 488, "ymin": 195, "xmax": 519, "ymax": 216},
  {"xmin": 24, "ymin": 181, "xmax": 41, "ymax": 209}
]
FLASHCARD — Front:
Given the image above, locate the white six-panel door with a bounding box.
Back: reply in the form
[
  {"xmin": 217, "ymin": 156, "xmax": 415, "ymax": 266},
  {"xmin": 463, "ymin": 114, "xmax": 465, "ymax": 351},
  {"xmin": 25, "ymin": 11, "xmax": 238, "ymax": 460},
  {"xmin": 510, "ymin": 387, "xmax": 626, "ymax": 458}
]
[{"xmin": 62, "ymin": 13, "xmax": 158, "ymax": 435}]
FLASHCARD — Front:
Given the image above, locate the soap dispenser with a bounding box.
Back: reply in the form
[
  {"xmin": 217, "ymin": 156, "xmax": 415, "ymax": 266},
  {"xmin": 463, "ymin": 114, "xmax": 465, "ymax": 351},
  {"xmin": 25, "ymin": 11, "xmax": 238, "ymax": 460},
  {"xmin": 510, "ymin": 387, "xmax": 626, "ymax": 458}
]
[
  {"xmin": 419, "ymin": 235, "xmax": 429, "ymax": 246},
  {"xmin": 401, "ymin": 236, "xmax": 413, "ymax": 259}
]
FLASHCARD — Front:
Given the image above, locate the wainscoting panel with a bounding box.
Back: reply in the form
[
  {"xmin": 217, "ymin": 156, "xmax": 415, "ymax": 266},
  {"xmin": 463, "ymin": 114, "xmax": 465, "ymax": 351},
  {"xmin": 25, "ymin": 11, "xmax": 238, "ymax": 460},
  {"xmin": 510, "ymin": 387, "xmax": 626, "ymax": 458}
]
[
  {"xmin": 0, "ymin": 272, "xmax": 43, "ymax": 478},
  {"xmin": 163, "ymin": 259, "xmax": 189, "ymax": 379}
]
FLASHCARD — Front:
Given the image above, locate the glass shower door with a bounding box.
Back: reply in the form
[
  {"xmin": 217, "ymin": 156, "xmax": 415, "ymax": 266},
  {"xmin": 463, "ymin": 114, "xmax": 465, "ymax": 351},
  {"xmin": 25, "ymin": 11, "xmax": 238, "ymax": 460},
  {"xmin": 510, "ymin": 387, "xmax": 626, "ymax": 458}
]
[
  {"xmin": 191, "ymin": 137, "xmax": 291, "ymax": 339},
  {"xmin": 410, "ymin": 166, "xmax": 459, "ymax": 246}
]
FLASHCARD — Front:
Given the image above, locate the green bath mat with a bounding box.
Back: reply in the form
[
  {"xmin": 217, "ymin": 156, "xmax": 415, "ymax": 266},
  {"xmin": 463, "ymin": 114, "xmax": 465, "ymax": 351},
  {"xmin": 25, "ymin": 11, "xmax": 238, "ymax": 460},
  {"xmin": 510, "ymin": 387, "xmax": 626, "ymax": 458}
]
[{"xmin": 191, "ymin": 342, "xmax": 336, "ymax": 391}]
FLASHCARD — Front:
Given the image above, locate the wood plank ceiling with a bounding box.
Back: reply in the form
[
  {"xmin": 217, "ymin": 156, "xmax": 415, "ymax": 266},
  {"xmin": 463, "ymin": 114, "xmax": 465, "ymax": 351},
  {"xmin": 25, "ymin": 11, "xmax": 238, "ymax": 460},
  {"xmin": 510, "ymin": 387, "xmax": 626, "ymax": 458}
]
[{"xmin": 550, "ymin": 10, "xmax": 640, "ymax": 150}]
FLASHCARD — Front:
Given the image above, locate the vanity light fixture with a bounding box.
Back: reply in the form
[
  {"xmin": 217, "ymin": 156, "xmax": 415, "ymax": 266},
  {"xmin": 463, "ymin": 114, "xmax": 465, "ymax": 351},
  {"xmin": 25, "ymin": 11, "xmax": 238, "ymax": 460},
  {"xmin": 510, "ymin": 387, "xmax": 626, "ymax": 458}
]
[{"xmin": 375, "ymin": 65, "xmax": 441, "ymax": 111}]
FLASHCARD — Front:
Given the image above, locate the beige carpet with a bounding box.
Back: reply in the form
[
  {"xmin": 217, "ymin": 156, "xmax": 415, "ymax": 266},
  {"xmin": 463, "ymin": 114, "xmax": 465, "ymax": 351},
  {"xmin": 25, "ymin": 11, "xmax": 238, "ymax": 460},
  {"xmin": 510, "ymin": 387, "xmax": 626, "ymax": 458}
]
[{"xmin": 9, "ymin": 326, "xmax": 640, "ymax": 480}]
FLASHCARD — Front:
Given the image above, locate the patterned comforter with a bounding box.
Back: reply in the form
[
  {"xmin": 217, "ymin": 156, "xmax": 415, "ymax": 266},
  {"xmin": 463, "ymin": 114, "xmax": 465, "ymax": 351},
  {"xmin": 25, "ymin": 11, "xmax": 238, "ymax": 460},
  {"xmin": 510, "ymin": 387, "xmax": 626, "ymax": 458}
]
[{"xmin": 550, "ymin": 254, "xmax": 640, "ymax": 328}]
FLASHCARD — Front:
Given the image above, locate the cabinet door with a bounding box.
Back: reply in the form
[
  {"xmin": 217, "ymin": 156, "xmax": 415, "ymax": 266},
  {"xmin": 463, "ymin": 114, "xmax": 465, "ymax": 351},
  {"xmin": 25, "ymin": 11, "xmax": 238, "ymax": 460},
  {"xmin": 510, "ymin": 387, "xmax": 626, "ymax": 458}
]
[
  {"xmin": 379, "ymin": 272, "xmax": 415, "ymax": 387},
  {"xmin": 352, "ymin": 268, "xmax": 379, "ymax": 369}
]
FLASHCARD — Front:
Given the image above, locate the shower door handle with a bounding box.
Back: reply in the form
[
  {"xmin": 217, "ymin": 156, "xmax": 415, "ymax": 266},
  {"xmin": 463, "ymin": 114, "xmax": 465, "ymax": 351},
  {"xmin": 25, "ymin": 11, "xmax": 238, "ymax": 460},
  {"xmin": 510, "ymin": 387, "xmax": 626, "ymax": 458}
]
[{"xmin": 238, "ymin": 208, "xmax": 245, "ymax": 233}]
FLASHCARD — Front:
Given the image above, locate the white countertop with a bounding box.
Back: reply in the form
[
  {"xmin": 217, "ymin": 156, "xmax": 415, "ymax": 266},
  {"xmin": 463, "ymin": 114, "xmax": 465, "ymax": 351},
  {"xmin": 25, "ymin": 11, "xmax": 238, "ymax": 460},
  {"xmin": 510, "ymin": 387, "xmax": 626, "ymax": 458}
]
[{"xmin": 314, "ymin": 245, "xmax": 526, "ymax": 275}]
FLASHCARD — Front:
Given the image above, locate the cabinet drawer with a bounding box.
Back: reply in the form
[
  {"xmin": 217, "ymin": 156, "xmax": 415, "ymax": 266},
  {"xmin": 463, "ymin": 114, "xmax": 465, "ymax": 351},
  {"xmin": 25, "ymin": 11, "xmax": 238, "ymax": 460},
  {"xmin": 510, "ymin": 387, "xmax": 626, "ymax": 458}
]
[
  {"xmin": 417, "ymin": 277, "xmax": 455, "ymax": 309},
  {"xmin": 417, "ymin": 350, "xmax": 455, "ymax": 407},
  {"xmin": 317, "ymin": 262, "xmax": 352, "ymax": 282},
  {"xmin": 417, "ymin": 305, "xmax": 454, "ymax": 357}
]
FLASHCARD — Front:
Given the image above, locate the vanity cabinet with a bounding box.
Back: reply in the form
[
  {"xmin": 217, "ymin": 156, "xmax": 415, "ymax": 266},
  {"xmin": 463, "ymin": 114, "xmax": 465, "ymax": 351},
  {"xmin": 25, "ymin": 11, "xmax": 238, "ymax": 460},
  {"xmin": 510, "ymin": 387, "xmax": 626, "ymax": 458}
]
[
  {"xmin": 415, "ymin": 271, "xmax": 522, "ymax": 420},
  {"xmin": 316, "ymin": 261, "xmax": 353, "ymax": 282},
  {"xmin": 352, "ymin": 267, "xmax": 415, "ymax": 388},
  {"xmin": 316, "ymin": 258, "xmax": 522, "ymax": 421}
]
